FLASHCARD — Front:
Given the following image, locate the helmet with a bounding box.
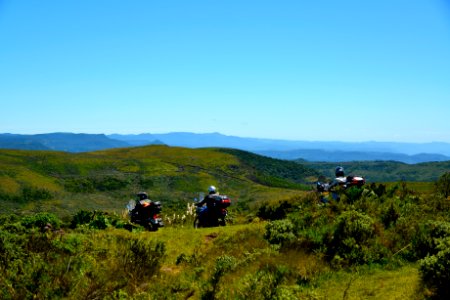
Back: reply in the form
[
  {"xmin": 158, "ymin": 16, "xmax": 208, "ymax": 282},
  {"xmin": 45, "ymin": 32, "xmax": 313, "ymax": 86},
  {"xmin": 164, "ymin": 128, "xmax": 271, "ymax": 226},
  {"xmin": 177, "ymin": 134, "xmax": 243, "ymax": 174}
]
[
  {"xmin": 137, "ymin": 192, "xmax": 148, "ymax": 200},
  {"xmin": 208, "ymin": 185, "xmax": 217, "ymax": 194},
  {"xmin": 335, "ymin": 166, "xmax": 345, "ymax": 177}
]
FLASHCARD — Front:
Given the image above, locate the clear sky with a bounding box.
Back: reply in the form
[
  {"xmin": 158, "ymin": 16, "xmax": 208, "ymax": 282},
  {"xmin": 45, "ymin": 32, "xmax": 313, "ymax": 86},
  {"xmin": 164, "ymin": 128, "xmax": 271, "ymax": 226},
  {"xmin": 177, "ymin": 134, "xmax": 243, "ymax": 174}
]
[{"xmin": 1, "ymin": 0, "xmax": 449, "ymax": 142}]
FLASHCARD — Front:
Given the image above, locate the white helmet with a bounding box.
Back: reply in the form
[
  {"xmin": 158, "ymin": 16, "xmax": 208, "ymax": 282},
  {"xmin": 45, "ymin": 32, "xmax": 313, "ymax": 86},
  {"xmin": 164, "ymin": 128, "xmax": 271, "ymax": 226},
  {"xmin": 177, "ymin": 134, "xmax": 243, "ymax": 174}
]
[{"xmin": 208, "ymin": 185, "xmax": 217, "ymax": 193}]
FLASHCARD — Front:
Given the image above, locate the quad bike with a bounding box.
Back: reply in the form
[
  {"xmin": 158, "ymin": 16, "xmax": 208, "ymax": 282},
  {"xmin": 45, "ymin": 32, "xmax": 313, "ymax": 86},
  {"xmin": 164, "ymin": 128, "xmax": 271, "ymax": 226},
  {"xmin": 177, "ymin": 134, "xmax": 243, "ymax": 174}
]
[
  {"xmin": 194, "ymin": 195, "xmax": 231, "ymax": 228},
  {"xmin": 127, "ymin": 199, "xmax": 164, "ymax": 231},
  {"xmin": 316, "ymin": 175, "xmax": 365, "ymax": 203}
]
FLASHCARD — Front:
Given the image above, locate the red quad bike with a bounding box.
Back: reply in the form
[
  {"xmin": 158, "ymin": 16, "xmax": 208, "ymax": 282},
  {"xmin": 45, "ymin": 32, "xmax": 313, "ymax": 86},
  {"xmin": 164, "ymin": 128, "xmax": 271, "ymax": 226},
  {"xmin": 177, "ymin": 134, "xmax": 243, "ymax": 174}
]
[
  {"xmin": 316, "ymin": 175, "xmax": 365, "ymax": 203},
  {"xmin": 345, "ymin": 175, "xmax": 366, "ymax": 188},
  {"xmin": 127, "ymin": 199, "xmax": 164, "ymax": 231},
  {"xmin": 194, "ymin": 195, "xmax": 231, "ymax": 228}
]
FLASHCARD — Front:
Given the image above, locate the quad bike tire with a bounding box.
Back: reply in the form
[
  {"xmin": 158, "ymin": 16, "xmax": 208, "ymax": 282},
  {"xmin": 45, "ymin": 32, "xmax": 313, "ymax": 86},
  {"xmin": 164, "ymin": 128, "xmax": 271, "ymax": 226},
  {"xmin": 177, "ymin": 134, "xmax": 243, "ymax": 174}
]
[{"xmin": 145, "ymin": 222, "xmax": 158, "ymax": 231}]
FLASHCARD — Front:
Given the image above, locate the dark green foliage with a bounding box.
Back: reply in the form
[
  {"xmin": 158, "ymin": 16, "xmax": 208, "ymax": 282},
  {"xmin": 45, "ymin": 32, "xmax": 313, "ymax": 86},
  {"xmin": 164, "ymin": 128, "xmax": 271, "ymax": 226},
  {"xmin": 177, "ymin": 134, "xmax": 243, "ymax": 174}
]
[
  {"xmin": 290, "ymin": 210, "xmax": 334, "ymax": 251},
  {"xmin": 381, "ymin": 201, "xmax": 401, "ymax": 228},
  {"xmin": 264, "ymin": 219, "xmax": 296, "ymax": 246},
  {"xmin": 435, "ymin": 171, "xmax": 450, "ymax": 198},
  {"xmin": 343, "ymin": 186, "xmax": 364, "ymax": 203},
  {"xmin": 328, "ymin": 210, "xmax": 380, "ymax": 265},
  {"xmin": 0, "ymin": 213, "xmax": 167, "ymax": 300},
  {"xmin": 257, "ymin": 200, "xmax": 292, "ymax": 221},
  {"xmin": 0, "ymin": 186, "xmax": 53, "ymax": 203},
  {"xmin": 218, "ymin": 148, "xmax": 318, "ymax": 188},
  {"xmin": 122, "ymin": 238, "xmax": 166, "ymax": 278},
  {"xmin": 371, "ymin": 183, "xmax": 387, "ymax": 197},
  {"xmin": 64, "ymin": 176, "xmax": 131, "ymax": 193},
  {"xmin": 419, "ymin": 237, "xmax": 450, "ymax": 299},
  {"xmin": 70, "ymin": 210, "xmax": 93, "ymax": 228},
  {"xmin": 203, "ymin": 255, "xmax": 237, "ymax": 300},
  {"xmin": 412, "ymin": 221, "xmax": 450, "ymax": 259},
  {"xmin": 94, "ymin": 176, "xmax": 131, "ymax": 191},
  {"xmin": 21, "ymin": 212, "xmax": 61, "ymax": 230},
  {"xmin": 64, "ymin": 178, "xmax": 95, "ymax": 193},
  {"xmin": 70, "ymin": 210, "xmax": 127, "ymax": 230},
  {"xmin": 237, "ymin": 263, "xmax": 291, "ymax": 300}
]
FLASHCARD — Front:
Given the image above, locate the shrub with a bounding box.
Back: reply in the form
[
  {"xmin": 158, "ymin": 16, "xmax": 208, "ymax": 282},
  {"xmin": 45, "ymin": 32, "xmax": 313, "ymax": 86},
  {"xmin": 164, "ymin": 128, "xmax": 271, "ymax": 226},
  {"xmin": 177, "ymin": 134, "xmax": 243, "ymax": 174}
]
[
  {"xmin": 257, "ymin": 201, "xmax": 292, "ymax": 221},
  {"xmin": 435, "ymin": 171, "xmax": 450, "ymax": 198},
  {"xmin": 70, "ymin": 210, "xmax": 93, "ymax": 228},
  {"xmin": 236, "ymin": 264, "xmax": 290, "ymax": 300},
  {"xmin": 412, "ymin": 221, "xmax": 450, "ymax": 259},
  {"xmin": 264, "ymin": 219, "xmax": 296, "ymax": 246},
  {"xmin": 343, "ymin": 186, "xmax": 364, "ymax": 204},
  {"xmin": 381, "ymin": 201, "xmax": 401, "ymax": 228},
  {"xmin": 334, "ymin": 210, "xmax": 375, "ymax": 244},
  {"xmin": 328, "ymin": 210, "xmax": 382, "ymax": 265},
  {"xmin": 21, "ymin": 212, "xmax": 61, "ymax": 230},
  {"xmin": 122, "ymin": 238, "xmax": 166, "ymax": 279},
  {"xmin": 64, "ymin": 178, "xmax": 95, "ymax": 193},
  {"xmin": 203, "ymin": 255, "xmax": 238, "ymax": 299},
  {"xmin": 89, "ymin": 213, "xmax": 110, "ymax": 230},
  {"xmin": 21, "ymin": 186, "xmax": 53, "ymax": 202},
  {"xmin": 419, "ymin": 237, "xmax": 450, "ymax": 299}
]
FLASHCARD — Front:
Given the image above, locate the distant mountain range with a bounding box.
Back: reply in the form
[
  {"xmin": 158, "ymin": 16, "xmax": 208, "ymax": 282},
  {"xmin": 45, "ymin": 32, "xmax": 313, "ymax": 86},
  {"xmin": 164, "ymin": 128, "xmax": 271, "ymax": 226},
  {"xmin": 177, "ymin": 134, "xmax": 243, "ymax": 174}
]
[
  {"xmin": 2, "ymin": 132, "xmax": 450, "ymax": 164},
  {"xmin": 0, "ymin": 133, "xmax": 128, "ymax": 152}
]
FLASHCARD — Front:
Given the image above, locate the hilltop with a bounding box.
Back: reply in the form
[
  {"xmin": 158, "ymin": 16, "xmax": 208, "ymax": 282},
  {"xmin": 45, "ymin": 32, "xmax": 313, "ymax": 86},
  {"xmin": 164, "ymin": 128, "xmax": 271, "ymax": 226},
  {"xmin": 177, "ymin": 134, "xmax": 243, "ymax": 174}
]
[{"xmin": 0, "ymin": 145, "xmax": 318, "ymax": 218}]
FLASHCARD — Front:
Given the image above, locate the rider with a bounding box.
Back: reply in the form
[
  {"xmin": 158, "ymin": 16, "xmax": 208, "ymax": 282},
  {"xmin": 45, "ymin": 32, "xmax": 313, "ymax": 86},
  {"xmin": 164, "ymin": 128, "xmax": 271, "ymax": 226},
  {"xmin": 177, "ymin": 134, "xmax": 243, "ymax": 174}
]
[
  {"xmin": 197, "ymin": 185, "xmax": 219, "ymax": 209},
  {"xmin": 329, "ymin": 166, "xmax": 347, "ymax": 189},
  {"xmin": 134, "ymin": 191, "xmax": 152, "ymax": 213},
  {"xmin": 196, "ymin": 185, "xmax": 220, "ymax": 219}
]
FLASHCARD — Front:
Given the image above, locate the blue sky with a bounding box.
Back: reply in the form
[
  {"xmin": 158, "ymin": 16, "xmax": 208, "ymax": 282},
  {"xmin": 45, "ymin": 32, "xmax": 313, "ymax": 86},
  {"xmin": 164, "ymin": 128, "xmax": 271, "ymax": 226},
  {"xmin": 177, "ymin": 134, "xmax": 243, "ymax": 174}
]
[{"xmin": 1, "ymin": 0, "xmax": 449, "ymax": 142}]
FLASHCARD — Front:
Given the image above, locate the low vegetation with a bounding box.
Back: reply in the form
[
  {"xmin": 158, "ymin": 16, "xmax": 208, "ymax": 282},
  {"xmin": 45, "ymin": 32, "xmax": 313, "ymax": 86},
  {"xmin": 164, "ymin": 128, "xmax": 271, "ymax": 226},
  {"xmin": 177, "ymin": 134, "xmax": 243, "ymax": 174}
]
[
  {"xmin": 1, "ymin": 146, "xmax": 450, "ymax": 299},
  {"xmin": 303, "ymin": 160, "xmax": 450, "ymax": 182}
]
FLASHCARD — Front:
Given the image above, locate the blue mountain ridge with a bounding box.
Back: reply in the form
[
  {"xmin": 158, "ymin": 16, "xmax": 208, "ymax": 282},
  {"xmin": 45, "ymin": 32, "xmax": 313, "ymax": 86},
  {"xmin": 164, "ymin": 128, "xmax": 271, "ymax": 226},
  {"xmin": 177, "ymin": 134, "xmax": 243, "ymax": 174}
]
[{"xmin": 1, "ymin": 132, "xmax": 450, "ymax": 163}]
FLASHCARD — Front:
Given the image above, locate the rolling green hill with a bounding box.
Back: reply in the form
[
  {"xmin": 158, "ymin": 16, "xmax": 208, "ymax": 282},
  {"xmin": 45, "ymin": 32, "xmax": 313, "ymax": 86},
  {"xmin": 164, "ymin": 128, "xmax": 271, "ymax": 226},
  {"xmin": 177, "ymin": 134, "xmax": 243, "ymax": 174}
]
[
  {"xmin": 3, "ymin": 146, "xmax": 450, "ymax": 299},
  {"xmin": 0, "ymin": 146, "xmax": 318, "ymax": 218}
]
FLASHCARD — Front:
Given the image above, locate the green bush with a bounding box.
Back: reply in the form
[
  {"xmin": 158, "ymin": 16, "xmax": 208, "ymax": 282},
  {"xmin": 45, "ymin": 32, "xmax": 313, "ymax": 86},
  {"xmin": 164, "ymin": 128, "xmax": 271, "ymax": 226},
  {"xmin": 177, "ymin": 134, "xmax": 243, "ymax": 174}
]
[
  {"xmin": 264, "ymin": 219, "xmax": 296, "ymax": 246},
  {"xmin": 70, "ymin": 210, "xmax": 93, "ymax": 228},
  {"xmin": 64, "ymin": 178, "xmax": 95, "ymax": 193},
  {"xmin": 257, "ymin": 201, "xmax": 292, "ymax": 221},
  {"xmin": 21, "ymin": 186, "xmax": 53, "ymax": 202},
  {"xmin": 328, "ymin": 210, "xmax": 382, "ymax": 265},
  {"xmin": 412, "ymin": 221, "xmax": 450, "ymax": 259},
  {"xmin": 381, "ymin": 201, "xmax": 401, "ymax": 228},
  {"xmin": 236, "ymin": 264, "xmax": 290, "ymax": 300},
  {"xmin": 343, "ymin": 186, "xmax": 364, "ymax": 204},
  {"xmin": 21, "ymin": 212, "xmax": 61, "ymax": 230},
  {"xmin": 435, "ymin": 171, "xmax": 450, "ymax": 198},
  {"xmin": 122, "ymin": 238, "xmax": 166, "ymax": 279},
  {"xmin": 419, "ymin": 237, "xmax": 450, "ymax": 299}
]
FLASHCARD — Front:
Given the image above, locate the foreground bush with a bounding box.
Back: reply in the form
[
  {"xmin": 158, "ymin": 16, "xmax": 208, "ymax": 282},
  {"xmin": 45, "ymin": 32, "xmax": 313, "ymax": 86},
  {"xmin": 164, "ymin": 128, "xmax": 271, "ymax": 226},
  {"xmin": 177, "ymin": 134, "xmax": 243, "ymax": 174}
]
[{"xmin": 419, "ymin": 237, "xmax": 450, "ymax": 299}]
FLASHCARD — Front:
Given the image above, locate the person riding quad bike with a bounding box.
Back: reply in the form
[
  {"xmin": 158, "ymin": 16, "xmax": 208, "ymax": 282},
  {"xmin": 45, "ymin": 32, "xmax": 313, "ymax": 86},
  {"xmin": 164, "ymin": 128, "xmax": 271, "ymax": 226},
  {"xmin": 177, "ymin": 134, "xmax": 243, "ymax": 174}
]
[
  {"xmin": 129, "ymin": 192, "xmax": 163, "ymax": 231},
  {"xmin": 317, "ymin": 166, "xmax": 365, "ymax": 203},
  {"xmin": 194, "ymin": 185, "xmax": 230, "ymax": 227}
]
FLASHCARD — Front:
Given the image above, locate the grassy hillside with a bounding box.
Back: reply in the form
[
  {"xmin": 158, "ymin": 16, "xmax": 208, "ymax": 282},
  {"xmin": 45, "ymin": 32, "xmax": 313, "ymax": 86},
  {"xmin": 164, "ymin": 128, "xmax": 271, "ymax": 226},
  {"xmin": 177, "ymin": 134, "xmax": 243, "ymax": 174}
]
[
  {"xmin": 302, "ymin": 160, "xmax": 450, "ymax": 182},
  {"xmin": 2, "ymin": 146, "xmax": 450, "ymax": 299},
  {"xmin": 0, "ymin": 146, "xmax": 317, "ymax": 218},
  {"xmin": 4, "ymin": 179, "xmax": 449, "ymax": 299}
]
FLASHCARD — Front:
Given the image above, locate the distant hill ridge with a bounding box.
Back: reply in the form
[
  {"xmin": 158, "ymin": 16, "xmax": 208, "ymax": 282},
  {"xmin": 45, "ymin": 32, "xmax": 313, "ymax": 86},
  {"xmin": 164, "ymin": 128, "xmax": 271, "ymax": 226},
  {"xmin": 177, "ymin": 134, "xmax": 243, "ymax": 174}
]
[{"xmin": 1, "ymin": 132, "xmax": 450, "ymax": 163}]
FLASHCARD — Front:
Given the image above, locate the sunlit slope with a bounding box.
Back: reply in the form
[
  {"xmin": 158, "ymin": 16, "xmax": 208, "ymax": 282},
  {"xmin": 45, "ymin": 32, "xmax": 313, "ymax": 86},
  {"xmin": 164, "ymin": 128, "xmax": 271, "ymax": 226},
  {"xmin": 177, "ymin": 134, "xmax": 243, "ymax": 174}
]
[{"xmin": 0, "ymin": 146, "xmax": 318, "ymax": 216}]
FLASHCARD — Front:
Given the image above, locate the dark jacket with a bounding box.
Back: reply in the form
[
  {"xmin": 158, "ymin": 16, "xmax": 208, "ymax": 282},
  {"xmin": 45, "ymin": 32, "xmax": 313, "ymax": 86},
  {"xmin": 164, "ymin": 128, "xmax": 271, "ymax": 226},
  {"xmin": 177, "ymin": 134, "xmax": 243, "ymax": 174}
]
[{"xmin": 197, "ymin": 192, "xmax": 219, "ymax": 209}]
